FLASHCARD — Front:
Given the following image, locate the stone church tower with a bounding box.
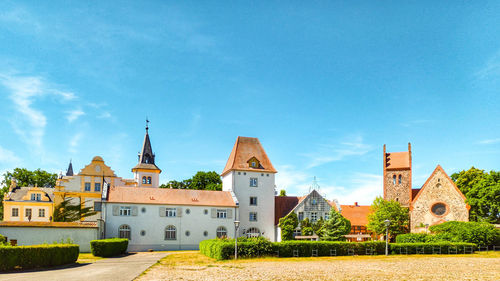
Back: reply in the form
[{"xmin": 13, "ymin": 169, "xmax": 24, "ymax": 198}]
[{"xmin": 383, "ymin": 143, "xmax": 412, "ymax": 207}]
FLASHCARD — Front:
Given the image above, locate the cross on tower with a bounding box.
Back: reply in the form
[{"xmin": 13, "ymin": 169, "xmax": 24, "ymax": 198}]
[{"xmin": 146, "ymin": 118, "xmax": 149, "ymax": 132}]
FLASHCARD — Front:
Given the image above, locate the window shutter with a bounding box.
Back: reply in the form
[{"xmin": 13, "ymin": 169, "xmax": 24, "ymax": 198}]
[
  {"xmin": 177, "ymin": 207, "xmax": 182, "ymax": 217},
  {"xmin": 227, "ymin": 209, "xmax": 233, "ymax": 219},
  {"xmin": 211, "ymin": 208, "xmax": 216, "ymax": 218},
  {"xmin": 112, "ymin": 206, "xmax": 119, "ymax": 216},
  {"xmin": 159, "ymin": 207, "xmax": 166, "ymax": 217},
  {"xmin": 132, "ymin": 206, "xmax": 138, "ymax": 216}
]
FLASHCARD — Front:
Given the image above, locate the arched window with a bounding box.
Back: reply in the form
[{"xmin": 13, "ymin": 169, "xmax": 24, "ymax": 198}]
[
  {"xmin": 142, "ymin": 176, "xmax": 147, "ymax": 184},
  {"xmin": 119, "ymin": 224, "xmax": 131, "ymax": 239},
  {"xmin": 165, "ymin": 225, "xmax": 176, "ymax": 240},
  {"xmin": 147, "ymin": 177, "xmax": 152, "ymax": 184},
  {"xmin": 245, "ymin": 227, "xmax": 260, "ymax": 238},
  {"xmin": 392, "ymin": 175, "xmax": 396, "ymax": 185},
  {"xmin": 216, "ymin": 226, "xmax": 227, "ymax": 238},
  {"xmin": 398, "ymin": 175, "xmax": 402, "ymax": 184}
]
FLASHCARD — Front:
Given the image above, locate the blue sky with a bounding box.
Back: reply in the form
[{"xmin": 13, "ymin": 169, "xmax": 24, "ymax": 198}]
[{"xmin": 0, "ymin": 1, "xmax": 499, "ymax": 204}]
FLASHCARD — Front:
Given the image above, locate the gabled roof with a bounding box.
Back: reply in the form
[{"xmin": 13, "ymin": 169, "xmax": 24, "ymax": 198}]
[
  {"xmin": 411, "ymin": 165, "xmax": 467, "ymax": 203},
  {"xmin": 107, "ymin": 186, "xmax": 237, "ymax": 207},
  {"xmin": 79, "ymin": 156, "xmax": 117, "ymax": 177},
  {"xmin": 4, "ymin": 186, "xmax": 54, "ymax": 202},
  {"xmin": 0, "ymin": 221, "xmax": 97, "ymax": 228},
  {"xmin": 340, "ymin": 204, "xmax": 372, "ymax": 226},
  {"xmin": 274, "ymin": 196, "xmax": 299, "ymax": 225},
  {"xmin": 222, "ymin": 137, "xmax": 277, "ymax": 176},
  {"xmin": 385, "ymin": 151, "xmax": 411, "ymax": 170}
]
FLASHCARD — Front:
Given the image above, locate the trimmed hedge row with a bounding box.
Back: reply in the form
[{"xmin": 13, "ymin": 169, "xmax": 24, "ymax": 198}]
[
  {"xmin": 390, "ymin": 242, "xmax": 476, "ymax": 254},
  {"xmin": 90, "ymin": 238, "xmax": 128, "ymax": 257},
  {"xmin": 0, "ymin": 244, "xmax": 79, "ymax": 271}
]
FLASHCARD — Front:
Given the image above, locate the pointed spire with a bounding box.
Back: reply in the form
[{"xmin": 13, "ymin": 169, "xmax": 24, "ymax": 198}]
[
  {"xmin": 139, "ymin": 120, "xmax": 155, "ymax": 165},
  {"xmin": 66, "ymin": 160, "xmax": 74, "ymax": 176}
]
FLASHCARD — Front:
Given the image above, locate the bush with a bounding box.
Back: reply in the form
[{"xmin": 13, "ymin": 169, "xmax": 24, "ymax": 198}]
[
  {"xmin": 429, "ymin": 221, "xmax": 500, "ymax": 247},
  {"xmin": 0, "ymin": 244, "xmax": 79, "ymax": 271},
  {"xmin": 90, "ymin": 238, "xmax": 128, "ymax": 257},
  {"xmin": 0, "ymin": 234, "xmax": 7, "ymax": 245},
  {"xmin": 396, "ymin": 233, "xmax": 449, "ymax": 243},
  {"xmin": 200, "ymin": 237, "xmax": 273, "ymax": 260},
  {"xmin": 390, "ymin": 242, "xmax": 476, "ymax": 254}
]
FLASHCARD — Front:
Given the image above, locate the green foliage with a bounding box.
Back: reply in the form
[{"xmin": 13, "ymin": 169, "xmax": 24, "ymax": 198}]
[
  {"xmin": 278, "ymin": 212, "xmax": 299, "ymax": 241},
  {"xmin": 90, "ymin": 238, "xmax": 128, "ymax": 257},
  {"xmin": 0, "ymin": 244, "xmax": 79, "ymax": 271},
  {"xmin": 396, "ymin": 233, "xmax": 447, "ymax": 243},
  {"xmin": 301, "ymin": 227, "xmax": 314, "ymax": 236},
  {"xmin": 159, "ymin": 171, "xmax": 222, "ymax": 191},
  {"xmin": 390, "ymin": 242, "xmax": 476, "ymax": 254},
  {"xmin": 367, "ymin": 197, "xmax": 409, "ymax": 237},
  {"xmin": 451, "ymin": 167, "xmax": 500, "ymax": 223},
  {"xmin": 0, "ymin": 186, "xmax": 7, "ymax": 220},
  {"xmin": 320, "ymin": 209, "xmax": 351, "ymax": 241},
  {"xmin": 1, "ymin": 168, "xmax": 57, "ymax": 189},
  {"xmin": 279, "ymin": 189, "xmax": 287, "ymax": 196},
  {"xmin": 53, "ymin": 196, "xmax": 97, "ymax": 222},
  {"xmin": 199, "ymin": 237, "xmax": 272, "ymax": 260},
  {"xmin": 0, "ymin": 234, "xmax": 7, "ymax": 246},
  {"xmin": 429, "ymin": 221, "xmax": 500, "ymax": 247}
]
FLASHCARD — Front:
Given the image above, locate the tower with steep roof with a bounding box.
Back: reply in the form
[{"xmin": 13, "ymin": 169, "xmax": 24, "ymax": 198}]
[
  {"xmin": 66, "ymin": 160, "xmax": 74, "ymax": 176},
  {"xmin": 132, "ymin": 120, "xmax": 161, "ymax": 187},
  {"xmin": 383, "ymin": 143, "xmax": 412, "ymax": 207},
  {"xmin": 222, "ymin": 136, "xmax": 277, "ymax": 241}
]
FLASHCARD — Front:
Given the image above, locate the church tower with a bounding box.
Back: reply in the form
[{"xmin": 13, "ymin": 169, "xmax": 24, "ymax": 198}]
[
  {"xmin": 383, "ymin": 143, "xmax": 412, "ymax": 207},
  {"xmin": 132, "ymin": 120, "xmax": 161, "ymax": 187}
]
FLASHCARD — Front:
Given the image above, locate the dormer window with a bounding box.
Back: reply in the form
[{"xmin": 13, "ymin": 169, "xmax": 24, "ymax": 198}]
[
  {"xmin": 251, "ymin": 161, "xmax": 256, "ymax": 167},
  {"xmin": 247, "ymin": 157, "xmax": 261, "ymax": 169}
]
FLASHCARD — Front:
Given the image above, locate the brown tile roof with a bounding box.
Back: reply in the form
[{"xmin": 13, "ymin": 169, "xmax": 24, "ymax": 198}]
[
  {"xmin": 385, "ymin": 151, "xmax": 410, "ymax": 170},
  {"xmin": 107, "ymin": 186, "xmax": 236, "ymax": 207},
  {"xmin": 411, "ymin": 188, "xmax": 421, "ymax": 201},
  {"xmin": 274, "ymin": 196, "xmax": 299, "ymax": 225},
  {"xmin": 340, "ymin": 204, "xmax": 372, "ymax": 226},
  {"xmin": 5, "ymin": 186, "xmax": 55, "ymax": 202},
  {"xmin": 222, "ymin": 136, "xmax": 277, "ymax": 176},
  {"xmin": 0, "ymin": 221, "xmax": 97, "ymax": 228},
  {"xmin": 131, "ymin": 163, "xmax": 161, "ymax": 171}
]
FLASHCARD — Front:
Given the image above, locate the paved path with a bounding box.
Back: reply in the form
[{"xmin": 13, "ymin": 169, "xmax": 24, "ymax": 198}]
[{"xmin": 0, "ymin": 252, "xmax": 168, "ymax": 281}]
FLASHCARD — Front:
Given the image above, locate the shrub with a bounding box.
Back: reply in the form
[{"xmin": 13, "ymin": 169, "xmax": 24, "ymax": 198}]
[
  {"xmin": 429, "ymin": 221, "xmax": 500, "ymax": 246},
  {"xmin": 200, "ymin": 237, "xmax": 273, "ymax": 260},
  {"xmin": 0, "ymin": 244, "xmax": 79, "ymax": 271},
  {"xmin": 395, "ymin": 233, "xmax": 449, "ymax": 243},
  {"xmin": 390, "ymin": 242, "xmax": 476, "ymax": 254},
  {"xmin": 90, "ymin": 238, "xmax": 128, "ymax": 257},
  {"xmin": 0, "ymin": 234, "xmax": 7, "ymax": 245}
]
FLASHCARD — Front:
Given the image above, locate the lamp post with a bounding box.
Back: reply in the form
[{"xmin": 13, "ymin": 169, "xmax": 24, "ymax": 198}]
[
  {"xmin": 384, "ymin": 219, "xmax": 391, "ymax": 256},
  {"xmin": 234, "ymin": 221, "xmax": 240, "ymax": 260}
]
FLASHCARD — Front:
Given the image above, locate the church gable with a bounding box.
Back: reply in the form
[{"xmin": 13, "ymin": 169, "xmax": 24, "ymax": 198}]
[
  {"xmin": 290, "ymin": 190, "xmax": 332, "ymax": 222},
  {"xmin": 410, "ymin": 165, "xmax": 469, "ymax": 232},
  {"xmin": 79, "ymin": 156, "xmax": 117, "ymax": 177}
]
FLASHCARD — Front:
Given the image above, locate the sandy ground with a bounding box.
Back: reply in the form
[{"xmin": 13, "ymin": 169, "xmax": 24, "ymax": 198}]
[{"xmin": 137, "ymin": 251, "xmax": 500, "ymax": 281}]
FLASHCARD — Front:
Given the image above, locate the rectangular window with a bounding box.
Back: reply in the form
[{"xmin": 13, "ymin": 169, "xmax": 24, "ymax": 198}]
[
  {"xmin": 165, "ymin": 208, "xmax": 177, "ymax": 217},
  {"xmin": 36, "ymin": 194, "xmax": 41, "ymax": 201},
  {"xmin": 250, "ymin": 178, "xmax": 258, "ymax": 187},
  {"xmin": 94, "ymin": 202, "xmax": 102, "ymax": 212},
  {"xmin": 324, "ymin": 212, "xmax": 329, "ymax": 220},
  {"xmin": 216, "ymin": 209, "xmax": 227, "ymax": 219},
  {"xmin": 119, "ymin": 206, "xmax": 131, "ymax": 216},
  {"xmin": 39, "ymin": 209, "xmax": 45, "ymax": 217},
  {"xmin": 25, "ymin": 208, "xmax": 32, "ymax": 218},
  {"xmin": 95, "ymin": 183, "xmax": 101, "ymax": 192},
  {"xmin": 84, "ymin": 182, "xmax": 91, "ymax": 191},
  {"xmin": 31, "ymin": 194, "xmax": 36, "ymax": 201},
  {"xmin": 250, "ymin": 197, "xmax": 257, "ymax": 206},
  {"xmin": 12, "ymin": 208, "xmax": 19, "ymax": 217},
  {"xmin": 298, "ymin": 212, "xmax": 304, "ymax": 221},
  {"xmin": 311, "ymin": 212, "xmax": 318, "ymax": 222},
  {"xmin": 249, "ymin": 212, "xmax": 258, "ymax": 221}
]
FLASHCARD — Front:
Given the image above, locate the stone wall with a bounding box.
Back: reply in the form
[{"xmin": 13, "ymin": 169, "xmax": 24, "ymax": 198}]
[{"xmin": 384, "ymin": 170, "xmax": 411, "ymax": 207}]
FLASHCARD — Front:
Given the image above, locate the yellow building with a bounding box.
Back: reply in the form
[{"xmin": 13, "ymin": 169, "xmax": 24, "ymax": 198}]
[{"xmin": 3, "ymin": 180, "xmax": 54, "ymax": 222}]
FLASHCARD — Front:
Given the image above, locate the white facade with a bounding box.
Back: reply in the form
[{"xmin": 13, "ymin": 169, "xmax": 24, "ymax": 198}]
[
  {"xmin": 222, "ymin": 170, "xmax": 276, "ymax": 241},
  {"xmin": 103, "ymin": 202, "xmax": 237, "ymax": 251},
  {"xmin": 133, "ymin": 170, "xmax": 160, "ymax": 188}
]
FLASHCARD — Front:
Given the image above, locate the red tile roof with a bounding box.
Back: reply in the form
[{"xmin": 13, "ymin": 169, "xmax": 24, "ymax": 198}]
[
  {"xmin": 340, "ymin": 204, "xmax": 372, "ymax": 226},
  {"xmin": 274, "ymin": 196, "xmax": 299, "ymax": 225},
  {"xmin": 222, "ymin": 137, "xmax": 277, "ymax": 176},
  {"xmin": 411, "ymin": 188, "xmax": 421, "ymax": 201},
  {"xmin": 108, "ymin": 186, "xmax": 236, "ymax": 207},
  {"xmin": 0, "ymin": 221, "xmax": 97, "ymax": 228},
  {"xmin": 385, "ymin": 151, "xmax": 410, "ymax": 170}
]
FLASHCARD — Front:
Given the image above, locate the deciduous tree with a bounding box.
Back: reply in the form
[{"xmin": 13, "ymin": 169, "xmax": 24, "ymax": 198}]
[
  {"xmin": 278, "ymin": 212, "xmax": 299, "ymax": 241},
  {"xmin": 367, "ymin": 197, "xmax": 409, "ymax": 238},
  {"xmin": 320, "ymin": 209, "xmax": 351, "ymax": 241}
]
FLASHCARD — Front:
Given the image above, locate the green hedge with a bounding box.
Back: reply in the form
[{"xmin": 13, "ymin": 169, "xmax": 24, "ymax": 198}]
[
  {"xmin": 200, "ymin": 239, "xmax": 386, "ymax": 260},
  {"xmin": 429, "ymin": 221, "xmax": 500, "ymax": 247},
  {"xmin": 0, "ymin": 244, "xmax": 79, "ymax": 271},
  {"xmin": 396, "ymin": 233, "xmax": 446, "ymax": 243},
  {"xmin": 90, "ymin": 238, "xmax": 128, "ymax": 257},
  {"xmin": 390, "ymin": 242, "xmax": 476, "ymax": 254}
]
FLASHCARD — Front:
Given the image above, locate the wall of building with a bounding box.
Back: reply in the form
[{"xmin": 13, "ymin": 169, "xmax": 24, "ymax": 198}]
[
  {"xmin": 3, "ymin": 202, "xmax": 52, "ymax": 222},
  {"xmin": 384, "ymin": 170, "xmax": 411, "ymax": 207},
  {"xmin": 0, "ymin": 226, "xmax": 98, "ymax": 252},
  {"xmin": 103, "ymin": 202, "xmax": 237, "ymax": 251},
  {"xmin": 293, "ymin": 190, "xmax": 332, "ymax": 223}
]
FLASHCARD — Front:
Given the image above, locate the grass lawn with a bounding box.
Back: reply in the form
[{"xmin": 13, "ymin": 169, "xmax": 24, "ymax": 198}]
[
  {"xmin": 77, "ymin": 253, "xmax": 104, "ymax": 264},
  {"xmin": 137, "ymin": 251, "xmax": 500, "ymax": 280}
]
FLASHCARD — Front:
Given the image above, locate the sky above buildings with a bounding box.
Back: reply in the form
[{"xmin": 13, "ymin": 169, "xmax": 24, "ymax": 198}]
[{"xmin": 0, "ymin": 1, "xmax": 499, "ymax": 205}]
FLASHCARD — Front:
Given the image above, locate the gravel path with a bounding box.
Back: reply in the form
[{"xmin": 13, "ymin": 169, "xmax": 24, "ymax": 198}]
[{"xmin": 138, "ymin": 252, "xmax": 500, "ymax": 281}]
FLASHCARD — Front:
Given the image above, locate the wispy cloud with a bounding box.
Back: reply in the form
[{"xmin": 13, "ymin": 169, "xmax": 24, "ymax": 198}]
[
  {"xmin": 0, "ymin": 146, "xmax": 21, "ymax": 166},
  {"xmin": 401, "ymin": 119, "xmax": 432, "ymax": 127},
  {"xmin": 478, "ymin": 138, "xmax": 500, "ymax": 145},
  {"xmin": 68, "ymin": 133, "xmax": 83, "ymax": 154},
  {"xmin": 301, "ymin": 135, "xmax": 372, "ymax": 169},
  {"xmin": 475, "ymin": 51, "xmax": 500, "ymax": 80},
  {"xmin": 97, "ymin": 112, "xmax": 112, "ymax": 119},
  {"xmin": 335, "ymin": 173, "xmax": 382, "ymax": 205},
  {"xmin": 66, "ymin": 109, "xmax": 85, "ymax": 123}
]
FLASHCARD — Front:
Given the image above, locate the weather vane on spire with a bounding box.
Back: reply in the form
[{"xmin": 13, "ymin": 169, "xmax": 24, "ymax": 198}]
[{"xmin": 146, "ymin": 117, "xmax": 149, "ymax": 131}]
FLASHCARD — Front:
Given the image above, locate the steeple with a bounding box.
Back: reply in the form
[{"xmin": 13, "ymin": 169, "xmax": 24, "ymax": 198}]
[
  {"xmin": 139, "ymin": 119, "xmax": 155, "ymax": 165},
  {"xmin": 66, "ymin": 160, "xmax": 74, "ymax": 176}
]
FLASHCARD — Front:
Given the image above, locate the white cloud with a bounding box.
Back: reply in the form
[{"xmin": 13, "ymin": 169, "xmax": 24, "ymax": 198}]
[
  {"xmin": 301, "ymin": 135, "xmax": 372, "ymax": 169},
  {"xmin": 476, "ymin": 51, "xmax": 500, "ymax": 80},
  {"xmin": 97, "ymin": 111, "xmax": 112, "ymax": 119},
  {"xmin": 66, "ymin": 109, "xmax": 85, "ymax": 122},
  {"xmin": 478, "ymin": 138, "xmax": 500, "ymax": 145},
  {"xmin": 0, "ymin": 146, "xmax": 21, "ymax": 166},
  {"xmin": 335, "ymin": 173, "xmax": 382, "ymax": 206},
  {"xmin": 68, "ymin": 133, "xmax": 83, "ymax": 154}
]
